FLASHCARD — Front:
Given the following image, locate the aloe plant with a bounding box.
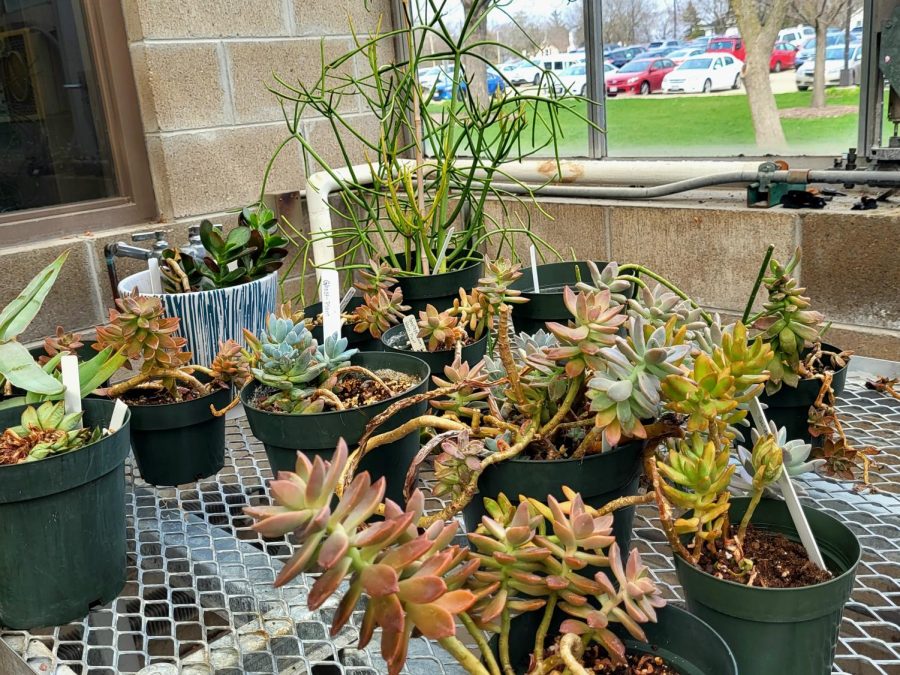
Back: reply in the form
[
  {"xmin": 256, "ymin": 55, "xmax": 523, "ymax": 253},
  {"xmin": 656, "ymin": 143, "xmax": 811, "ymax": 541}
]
[
  {"xmin": 246, "ymin": 440, "xmax": 665, "ymax": 675},
  {"xmin": 0, "ymin": 252, "xmax": 69, "ymax": 397}
]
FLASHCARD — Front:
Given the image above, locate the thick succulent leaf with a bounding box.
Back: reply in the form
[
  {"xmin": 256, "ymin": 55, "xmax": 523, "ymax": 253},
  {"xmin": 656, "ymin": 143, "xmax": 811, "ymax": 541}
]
[
  {"xmin": 0, "ymin": 252, "xmax": 68, "ymax": 342},
  {"xmin": 309, "ymin": 556, "xmax": 353, "ymax": 609},
  {"xmin": 0, "ymin": 341, "xmax": 65, "ymax": 395},
  {"xmin": 406, "ymin": 602, "xmax": 456, "ymax": 640}
]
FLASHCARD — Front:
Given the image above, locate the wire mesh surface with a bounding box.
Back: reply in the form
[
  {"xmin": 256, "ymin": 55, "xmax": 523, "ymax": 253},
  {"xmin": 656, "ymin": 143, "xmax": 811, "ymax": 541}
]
[{"xmin": 1, "ymin": 372, "xmax": 898, "ymax": 675}]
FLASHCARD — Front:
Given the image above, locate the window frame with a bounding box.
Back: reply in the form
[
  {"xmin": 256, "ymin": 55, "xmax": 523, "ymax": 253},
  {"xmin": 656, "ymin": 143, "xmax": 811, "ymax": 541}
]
[{"xmin": 0, "ymin": 0, "xmax": 156, "ymax": 247}]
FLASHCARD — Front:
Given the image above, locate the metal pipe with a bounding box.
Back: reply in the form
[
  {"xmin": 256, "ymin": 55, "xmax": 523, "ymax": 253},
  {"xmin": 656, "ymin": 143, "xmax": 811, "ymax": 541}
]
[{"xmin": 304, "ymin": 159, "xmax": 900, "ymax": 281}]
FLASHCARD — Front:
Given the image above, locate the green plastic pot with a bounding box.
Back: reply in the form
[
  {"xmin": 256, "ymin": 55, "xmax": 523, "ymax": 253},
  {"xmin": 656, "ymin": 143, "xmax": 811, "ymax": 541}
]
[
  {"xmin": 675, "ymin": 496, "xmax": 860, "ymax": 675},
  {"xmin": 306, "ymin": 298, "xmax": 382, "ymax": 352},
  {"xmin": 393, "ymin": 250, "xmax": 484, "ymax": 314},
  {"xmin": 126, "ymin": 384, "xmax": 232, "ymax": 487},
  {"xmin": 758, "ymin": 343, "xmax": 848, "ymax": 444},
  {"xmin": 499, "ymin": 604, "xmax": 737, "ymax": 675},
  {"xmin": 0, "ymin": 398, "xmax": 131, "ymax": 629},
  {"xmin": 241, "ymin": 351, "xmax": 429, "ymax": 505},
  {"xmin": 462, "ymin": 439, "xmax": 643, "ymax": 555},
  {"xmin": 380, "ymin": 323, "xmax": 487, "ymax": 389},
  {"xmin": 510, "ymin": 261, "xmax": 636, "ymax": 335}
]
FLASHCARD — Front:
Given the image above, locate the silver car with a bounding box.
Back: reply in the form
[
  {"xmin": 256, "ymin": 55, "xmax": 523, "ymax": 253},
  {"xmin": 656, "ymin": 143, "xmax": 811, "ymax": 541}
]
[{"xmin": 795, "ymin": 45, "xmax": 862, "ymax": 90}]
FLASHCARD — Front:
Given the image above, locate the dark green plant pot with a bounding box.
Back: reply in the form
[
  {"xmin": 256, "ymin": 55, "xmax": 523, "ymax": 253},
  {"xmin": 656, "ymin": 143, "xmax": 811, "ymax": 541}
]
[
  {"xmin": 510, "ymin": 261, "xmax": 636, "ymax": 335},
  {"xmin": 380, "ymin": 323, "xmax": 487, "ymax": 389},
  {"xmin": 241, "ymin": 351, "xmax": 429, "ymax": 505},
  {"xmin": 0, "ymin": 398, "xmax": 131, "ymax": 629},
  {"xmin": 306, "ymin": 298, "xmax": 382, "ymax": 352},
  {"xmin": 758, "ymin": 344, "xmax": 848, "ymax": 444},
  {"xmin": 500, "ymin": 604, "xmax": 737, "ymax": 675},
  {"xmin": 675, "ymin": 496, "xmax": 860, "ymax": 675},
  {"xmin": 126, "ymin": 385, "xmax": 232, "ymax": 487},
  {"xmin": 393, "ymin": 250, "xmax": 484, "ymax": 314},
  {"xmin": 462, "ymin": 439, "xmax": 643, "ymax": 556}
]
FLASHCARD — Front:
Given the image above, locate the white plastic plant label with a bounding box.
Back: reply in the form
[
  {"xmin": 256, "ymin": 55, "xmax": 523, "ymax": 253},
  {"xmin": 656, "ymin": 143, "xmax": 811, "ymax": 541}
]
[
  {"xmin": 403, "ymin": 314, "xmax": 427, "ymax": 352},
  {"xmin": 108, "ymin": 399, "xmax": 129, "ymax": 434},
  {"xmin": 339, "ymin": 288, "xmax": 357, "ymax": 312},
  {"xmin": 147, "ymin": 257, "xmax": 163, "ymax": 294},
  {"xmin": 320, "ymin": 268, "xmax": 342, "ymax": 340},
  {"xmin": 529, "ymin": 245, "xmax": 540, "ymax": 293},
  {"xmin": 60, "ymin": 354, "xmax": 82, "ymax": 417}
]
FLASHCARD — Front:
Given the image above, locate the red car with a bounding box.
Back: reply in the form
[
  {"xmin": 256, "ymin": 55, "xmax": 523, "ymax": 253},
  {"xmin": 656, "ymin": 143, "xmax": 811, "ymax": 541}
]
[
  {"xmin": 706, "ymin": 36, "xmax": 746, "ymax": 62},
  {"xmin": 770, "ymin": 41, "xmax": 797, "ymax": 71},
  {"xmin": 606, "ymin": 57, "xmax": 675, "ymax": 96}
]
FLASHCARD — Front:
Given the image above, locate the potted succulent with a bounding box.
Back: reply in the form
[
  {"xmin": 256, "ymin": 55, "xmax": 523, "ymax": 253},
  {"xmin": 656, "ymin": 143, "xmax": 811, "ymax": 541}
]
[
  {"xmin": 744, "ymin": 248, "xmax": 875, "ymax": 483},
  {"xmin": 613, "ymin": 302, "xmax": 861, "ymax": 675},
  {"xmin": 340, "ymin": 262, "xmax": 712, "ymax": 557},
  {"xmin": 239, "ymin": 309, "xmax": 430, "ymax": 504},
  {"xmin": 117, "ymin": 204, "xmax": 286, "ymax": 365},
  {"xmin": 93, "ymin": 291, "xmax": 248, "ymax": 486},
  {"xmin": 244, "ymin": 441, "xmax": 737, "ymax": 675},
  {"xmin": 268, "ymin": 1, "xmax": 593, "ymax": 313},
  {"xmin": 303, "ymin": 258, "xmax": 410, "ymax": 352},
  {"xmin": 380, "ymin": 260, "xmax": 525, "ymax": 385},
  {"xmin": 0, "ymin": 260, "xmax": 132, "ymax": 629}
]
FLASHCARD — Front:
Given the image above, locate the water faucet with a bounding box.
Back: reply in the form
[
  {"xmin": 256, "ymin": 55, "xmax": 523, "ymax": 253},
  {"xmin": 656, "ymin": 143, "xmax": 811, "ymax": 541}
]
[{"xmin": 104, "ymin": 230, "xmax": 170, "ymax": 298}]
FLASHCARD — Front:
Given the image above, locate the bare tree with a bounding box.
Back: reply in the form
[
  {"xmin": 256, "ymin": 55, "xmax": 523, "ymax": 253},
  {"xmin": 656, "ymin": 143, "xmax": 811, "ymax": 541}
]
[
  {"xmin": 697, "ymin": 0, "xmax": 733, "ymax": 34},
  {"xmin": 794, "ymin": 0, "xmax": 857, "ymax": 108},
  {"xmin": 460, "ymin": 0, "xmax": 491, "ymax": 105},
  {"xmin": 731, "ymin": 0, "xmax": 791, "ymax": 149},
  {"xmin": 602, "ymin": 0, "xmax": 660, "ymax": 45}
]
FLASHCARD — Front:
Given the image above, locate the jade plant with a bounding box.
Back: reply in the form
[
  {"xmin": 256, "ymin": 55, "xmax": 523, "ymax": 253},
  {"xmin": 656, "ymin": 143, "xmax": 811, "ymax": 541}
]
[
  {"xmin": 245, "ymin": 440, "xmax": 665, "ymax": 675},
  {"xmin": 0, "ymin": 401, "xmax": 101, "ymax": 466},
  {"xmin": 744, "ymin": 247, "xmax": 877, "ymax": 483},
  {"xmin": 160, "ymin": 204, "xmax": 288, "ymax": 293},
  {"xmin": 94, "ymin": 291, "xmax": 248, "ymax": 402}
]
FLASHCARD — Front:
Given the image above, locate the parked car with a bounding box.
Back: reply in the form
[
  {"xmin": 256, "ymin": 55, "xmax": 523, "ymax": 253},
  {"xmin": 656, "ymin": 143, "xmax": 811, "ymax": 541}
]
[
  {"xmin": 778, "ymin": 25, "xmax": 815, "ymax": 49},
  {"xmin": 554, "ymin": 62, "xmax": 617, "ymax": 96},
  {"xmin": 662, "ymin": 54, "xmax": 743, "ymax": 93},
  {"xmin": 540, "ymin": 52, "xmax": 586, "ymax": 73},
  {"xmin": 688, "ymin": 36, "xmax": 713, "ymax": 49},
  {"xmin": 706, "ymin": 36, "xmax": 746, "ymax": 62},
  {"xmin": 667, "ymin": 46, "xmax": 706, "ymax": 65},
  {"xmin": 504, "ymin": 58, "xmax": 543, "ymax": 85},
  {"xmin": 795, "ymin": 34, "xmax": 846, "ymax": 68},
  {"xmin": 418, "ymin": 66, "xmax": 449, "ymax": 90},
  {"xmin": 642, "ymin": 47, "xmax": 679, "ymax": 60},
  {"xmin": 606, "ymin": 45, "xmax": 646, "ymax": 68},
  {"xmin": 432, "ymin": 68, "xmax": 505, "ymax": 100},
  {"xmin": 606, "ymin": 57, "xmax": 675, "ymax": 96},
  {"xmin": 796, "ymin": 44, "xmax": 862, "ymax": 90},
  {"xmin": 770, "ymin": 42, "xmax": 798, "ymax": 71},
  {"xmin": 647, "ymin": 39, "xmax": 682, "ymax": 50}
]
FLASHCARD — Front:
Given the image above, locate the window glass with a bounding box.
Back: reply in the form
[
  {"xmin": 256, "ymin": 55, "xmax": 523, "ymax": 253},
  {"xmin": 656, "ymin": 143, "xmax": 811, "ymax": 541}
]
[{"xmin": 1, "ymin": 0, "xmax": 117, "ymax": 213}]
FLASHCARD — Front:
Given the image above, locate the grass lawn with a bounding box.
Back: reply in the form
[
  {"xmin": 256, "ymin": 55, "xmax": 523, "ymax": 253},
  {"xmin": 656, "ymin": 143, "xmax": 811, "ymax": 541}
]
[{"xmin": 502, "ymin": 87, "xmax": 861, "ymax": 157}]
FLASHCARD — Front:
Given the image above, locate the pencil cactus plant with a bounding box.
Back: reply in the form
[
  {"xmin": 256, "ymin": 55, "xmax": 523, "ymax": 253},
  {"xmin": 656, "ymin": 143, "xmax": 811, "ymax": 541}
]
[{"xmin": 246, "ymin": 441, "xmax": 664, "ymax": 675}]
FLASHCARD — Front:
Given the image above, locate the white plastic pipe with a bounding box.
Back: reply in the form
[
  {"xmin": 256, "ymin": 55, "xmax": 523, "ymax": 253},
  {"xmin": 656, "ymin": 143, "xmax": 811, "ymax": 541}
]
[{"xmin": 304, "ymin": 159, "xmax": 763, "ymax": 280}]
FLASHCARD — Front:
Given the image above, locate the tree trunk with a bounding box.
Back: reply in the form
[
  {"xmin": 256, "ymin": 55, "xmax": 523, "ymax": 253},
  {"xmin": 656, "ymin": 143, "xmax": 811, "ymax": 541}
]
[
  {"xmin": 461, "ymin": 0, "xmax": 490, "ymax": 107},
  {"xmin": 811, "ymin": 20, "xmax": 827, "ymax": 108},
  {"xmin": 731, "ymin": 0, "xmax": 789, "ymax": 150}
]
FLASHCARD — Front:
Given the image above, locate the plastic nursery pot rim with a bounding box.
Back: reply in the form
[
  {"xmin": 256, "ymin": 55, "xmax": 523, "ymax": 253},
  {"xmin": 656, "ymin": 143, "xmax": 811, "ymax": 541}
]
[
  {"xmin": 239, "ymin": 353, "xmax": 431, "ymax": 419},
  {"xmin": 392, "ymin": 249, "xmax": 483, "ymax": 273},
  {"xmin": 502, "ymin": 435, "xmax": 642, "ymax": 465},
  {"xmin": 380, "ymin": 323, "xmax": 489, "ymax": 353}
]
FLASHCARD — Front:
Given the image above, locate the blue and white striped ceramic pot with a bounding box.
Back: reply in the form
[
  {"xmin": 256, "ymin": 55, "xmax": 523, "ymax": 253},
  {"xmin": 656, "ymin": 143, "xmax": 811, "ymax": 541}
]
[{"xmin": 117, "ymin": 271, "xmax": 278, "ymax": 367}]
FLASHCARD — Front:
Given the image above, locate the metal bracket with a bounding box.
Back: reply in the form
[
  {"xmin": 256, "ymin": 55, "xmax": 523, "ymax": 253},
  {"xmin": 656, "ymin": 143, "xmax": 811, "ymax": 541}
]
[{"xmin": 746, "ymin": 162, "xmax": 807, "ymax": 208}]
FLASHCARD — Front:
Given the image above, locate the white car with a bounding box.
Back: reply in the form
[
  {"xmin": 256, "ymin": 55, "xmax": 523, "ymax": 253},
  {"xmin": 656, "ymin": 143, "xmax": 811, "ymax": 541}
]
[
  {"xmin": 666, "ymin": 47, "xmax": 705, "ymax": 65},
  {"xmin": 662, "ymin": 54, "xmax": 743, "ymax": 94},
  {"xmin": 779, "ymin": 25, "xmax": 815, "ymax": 49},
  {"xmin": 506, "ymin": 59, "xmax": 543, "ymax": 85},
  {"xmin": 796, "ymin": 45, "xmax": 862, "ymax": 89},
  {"xmin": 553, "ymin": 62, "xmax": 617, "ymax": 96}
]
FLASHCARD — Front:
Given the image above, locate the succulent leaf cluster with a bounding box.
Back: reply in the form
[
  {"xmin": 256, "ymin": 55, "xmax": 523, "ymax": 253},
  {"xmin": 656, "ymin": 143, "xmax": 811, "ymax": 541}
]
[
  {"xmin": 244, "ymin": 441, "xmax": 477, "ymax": 675},
  {"xmin": 246, "ymin": 443, "xmax": 665, "ymax": 674},
  {"xmin": 95, "ymin": 291, "xmax": 191, "ymax": 374},
  {"xmin": 0, "ymin": 402, "xmax": 101, "ymax": 465},
  {"xmin": 575, "ymin": 261, "xmax": 633, "ymax": 305},
  {"xmin": 545, "ymin": 288, "xmax": 627, "ymax": 378},
  {"xmin": 354, "ymin": 258, "xmax": 400, "ymax": 295},
  {"xmin": 430, "ymin": 359, "xmax": 489, "ymax": 414},
  {"xmin": 351, "ymin": 287, "xmax": 409, "ymax": 338},
  {"xmin": 475, "ymin": 259, "xmax": 528, "ymax": 307},
  {"xmin": 627, "ymin": 283, "xmax": 707, "ymax": 335},
  {"xmin": 248, "ymin": 314, "xmax": 358, "ymax": 413},
  {"xmin": 432, "ymin": 429, "xmax": 486, "ymax": 500},
  {"xmin": 37, "ymin": 326, "xmax": 85, "ymax": 366},
  {"xmin": 751, "ymin": 249, "xmax": 824, "ymax": 393},
  {"xmin": 418, "ymin": 304, "xmax": 466, "ymax": 351},
  {"xmin": 733, "ymin": 425, "xmax": 822, "ymax": 496},
  {"xmin": 586, "ymin": 317, "xmax": 689, "ymax": 446},
  {"xmin": 209, "ymin": 339, "xmax": 250, "ymax": 386}
]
